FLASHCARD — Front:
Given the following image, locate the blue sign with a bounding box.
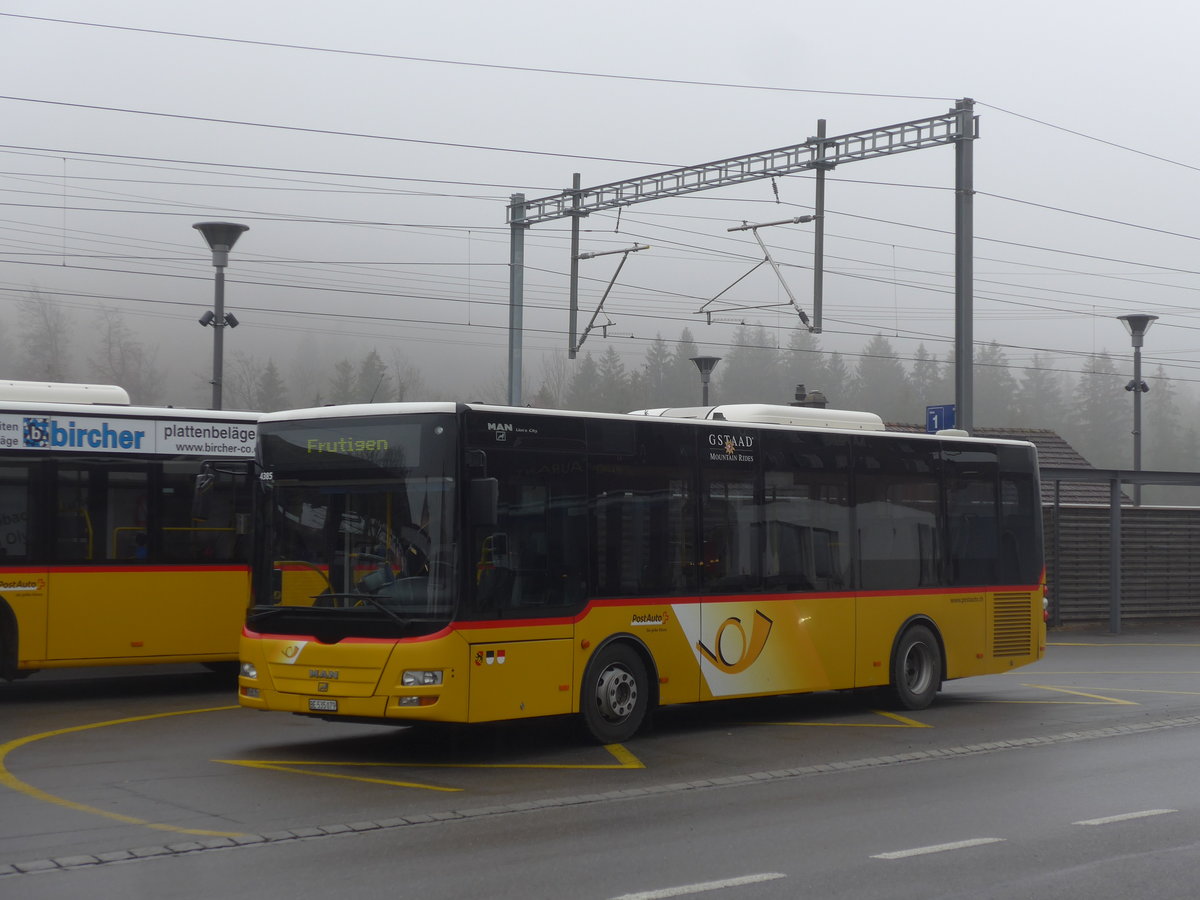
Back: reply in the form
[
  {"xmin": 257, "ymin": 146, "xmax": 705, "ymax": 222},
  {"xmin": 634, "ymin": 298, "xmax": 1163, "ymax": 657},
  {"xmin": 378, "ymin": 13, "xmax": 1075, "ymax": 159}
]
[{"xmin": 926, "ymin": 404, "xmax": 956, "ymax": 433}]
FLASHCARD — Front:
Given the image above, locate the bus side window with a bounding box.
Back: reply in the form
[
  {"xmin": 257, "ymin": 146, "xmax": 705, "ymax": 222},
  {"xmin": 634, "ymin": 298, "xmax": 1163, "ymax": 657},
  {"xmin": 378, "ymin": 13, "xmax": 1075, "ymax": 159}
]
[
  {"xmin": 106, "ymin": 467, "xmax": 150, "ymax": 560},
  {"xmin": 471, "ymin": 450, "xmax": 588, "ymax": 614},
  {"xmin": 0, "ymin": 462, "xmax": 37, "ymax": 561},
  {"xmin": 162, "ymin": 461, "xmax": 246, "ymax": 562}
]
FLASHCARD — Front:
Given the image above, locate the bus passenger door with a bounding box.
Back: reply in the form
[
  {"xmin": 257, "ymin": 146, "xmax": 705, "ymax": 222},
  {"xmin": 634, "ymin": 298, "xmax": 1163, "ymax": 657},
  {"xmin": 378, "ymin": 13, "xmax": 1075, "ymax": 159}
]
[
  {"xmin": 0, "ymin": 460, "xmax": 48, "ymax": 668},
  {"xmin": 46, "ymin": 461, "xmax": 250, "ymax": 663},
  {"xmin": 465, "ymin": 444, "xmax": 589, "ymax": 722}
]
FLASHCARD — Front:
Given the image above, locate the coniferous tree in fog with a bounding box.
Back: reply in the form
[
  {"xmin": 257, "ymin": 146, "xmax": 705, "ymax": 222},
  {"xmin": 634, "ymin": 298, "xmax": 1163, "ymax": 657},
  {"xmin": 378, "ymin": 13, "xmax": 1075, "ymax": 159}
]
[
  {"xmin": 1142, "ymin": 365, "xmax": 1188, "ymax": 471},
  {"xmin": 328, "ymin": 359, "xmax": 357, "ymax": 404},
  {"xmin": 782, "ymin": 327, "xmax": 828, "ymax": 404},
  {"xmin": 974, "ymin": 340, "xmax": 1020, "ymax": 426},
  {"xmin": 822, "ymin": 352, "xmax": 854, "ymax": 408},
  {"xmin": 663, "ymin": 328, "xmax": 702, "ymax": 406},
  {"xmin": 324, "ymin": 350, "xmax": 394, "ymax": 404},
  {"xmin": 850, "ymin": 334, "xmax": 912, "ymax": 422},
  {"xmin": 596, "ymin": 345, "xmax": 633, "ymax": 412},
  {"xmin": 566, "ymin": 352, "xmax": 602, "ymax": 410},
  {"xmin": 256, "ymin": 359, "xmax": 289, "ymax": 411},
  {"xmin": 719, "ymin": 324, "xmax": 782, "ymax": 404},
  {"xmin": 355, "ymin": 349, "xmax": 393, "ymax": 403},
  {"xmin": 1066, "ymin": 353, "xmax": 1124, "ymax": 468},
  {"xmin": 1013, "ymin": 354, "xmax": 1070, "ymax": 429},
  {"xmin": 909, "ymin": 344, "xmax": 950, "ymax": 417},
  {"xmin": 637, "ymin": 335, "xmax": 673, "ymax": 408}
]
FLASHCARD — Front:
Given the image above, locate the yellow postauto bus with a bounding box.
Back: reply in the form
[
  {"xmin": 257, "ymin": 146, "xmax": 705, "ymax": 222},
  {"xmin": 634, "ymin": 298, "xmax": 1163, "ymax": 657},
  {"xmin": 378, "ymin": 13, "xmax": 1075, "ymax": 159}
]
[
  {"xmin": 0, "ymin": 381, "xmax": 256, "ymax": 679},
  {"xmin": 239, "ymin": 401, "xmax": 1046, "ymax": 742}
]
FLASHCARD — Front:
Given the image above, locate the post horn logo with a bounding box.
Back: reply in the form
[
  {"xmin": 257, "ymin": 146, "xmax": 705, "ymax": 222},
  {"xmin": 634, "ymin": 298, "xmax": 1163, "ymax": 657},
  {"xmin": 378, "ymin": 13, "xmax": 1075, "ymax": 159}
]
[{"xmin": 696, "ymin": 610, "xmax": 773, "ymax": 674}]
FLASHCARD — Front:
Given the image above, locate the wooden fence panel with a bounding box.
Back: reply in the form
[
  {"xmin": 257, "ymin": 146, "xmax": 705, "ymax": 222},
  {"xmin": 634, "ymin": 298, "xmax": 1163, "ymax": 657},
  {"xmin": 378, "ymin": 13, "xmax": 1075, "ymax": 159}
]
[{"xmin": 1044, "ymin": 507, "xmax": 1200, "ymax": 624}]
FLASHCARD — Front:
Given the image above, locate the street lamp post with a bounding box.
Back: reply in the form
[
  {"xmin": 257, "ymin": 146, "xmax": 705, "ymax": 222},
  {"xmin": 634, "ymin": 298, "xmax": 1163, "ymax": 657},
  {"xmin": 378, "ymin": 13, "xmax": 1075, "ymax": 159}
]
[
  {"xmin": 1117, "ymin": 313, "xmax": 1157, "ymax": 507},
  {"xmin": 194, "ymin": 222, "xmax": 249, "ymax": 410},
  {"xmin": 690, "ymin": 356, "xmax": 721, "ymax": 406}
]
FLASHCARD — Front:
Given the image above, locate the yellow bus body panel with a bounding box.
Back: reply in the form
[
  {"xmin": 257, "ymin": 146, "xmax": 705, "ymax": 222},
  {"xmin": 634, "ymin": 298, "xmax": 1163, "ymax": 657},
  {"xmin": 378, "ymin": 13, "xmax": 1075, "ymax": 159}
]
[
  {"xmin": 241, "ymin": 585, "xmax": 1044, "ymax": 725},
  {"xmin": 855, "ymin": 587, "xmax": 1044, "ymax": 688},
  {"xmin": 26, "ymin": 567, "xmax": 250, "ymax": 666},
  {"xmin": 464, "ymin": 637, "xmax": 574, "ymax": 721},
  {"xmin": 278, "ymin": 567, "xmax": 332, "ymax": 607},
  {"xmin": 2, "ymin": 570, "xmax": 49, "ymax": 664},
  {"xmin": 243, "ymin": 625, "xmax": 579, "ymax": 724}
]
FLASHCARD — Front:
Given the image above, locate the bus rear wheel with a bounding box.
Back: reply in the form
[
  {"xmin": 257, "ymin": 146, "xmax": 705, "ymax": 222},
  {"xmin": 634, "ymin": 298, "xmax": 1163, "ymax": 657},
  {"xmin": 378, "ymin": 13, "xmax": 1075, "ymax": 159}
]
[
  {"xmin": 889, "ymin": 624, "xmax": 941, "ymax": 710},
  {"xmin": 581, "ymin": 643, "xmax": 649, "ymax": 743}
]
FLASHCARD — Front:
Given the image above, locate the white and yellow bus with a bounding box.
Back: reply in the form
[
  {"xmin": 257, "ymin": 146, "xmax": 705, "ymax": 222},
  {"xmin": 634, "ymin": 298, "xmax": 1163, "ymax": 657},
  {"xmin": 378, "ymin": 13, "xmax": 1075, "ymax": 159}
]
[
  {"xmin": 239, "ymin": 402, "xmax": 1045, "ymax": 742},
  {"xmin": 0, "ymin": 381, "xmax": 257, "ymax": 679}
]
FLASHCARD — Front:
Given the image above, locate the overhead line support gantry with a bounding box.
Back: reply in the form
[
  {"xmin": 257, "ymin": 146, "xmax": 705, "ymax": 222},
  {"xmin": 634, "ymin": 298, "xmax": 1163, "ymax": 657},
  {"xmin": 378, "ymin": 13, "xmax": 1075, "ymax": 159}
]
[{"xmin": 506, "ymin": 98, "xmax": 977, "ymax": 430}]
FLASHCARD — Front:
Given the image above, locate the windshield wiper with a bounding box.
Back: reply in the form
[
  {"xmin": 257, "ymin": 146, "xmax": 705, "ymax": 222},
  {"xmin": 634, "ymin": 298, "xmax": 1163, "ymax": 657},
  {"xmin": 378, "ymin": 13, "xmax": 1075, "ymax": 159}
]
[{"xmin": 312, "ymin": 592, "xmax": 410, "ymax": 625}]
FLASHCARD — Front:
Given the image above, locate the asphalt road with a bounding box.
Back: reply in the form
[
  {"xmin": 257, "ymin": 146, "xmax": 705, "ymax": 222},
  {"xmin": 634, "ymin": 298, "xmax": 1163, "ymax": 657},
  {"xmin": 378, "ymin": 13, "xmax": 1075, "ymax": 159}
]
[{"xmin": 3, "ymin": 624, "xmax": 1199, "ymax": 899}]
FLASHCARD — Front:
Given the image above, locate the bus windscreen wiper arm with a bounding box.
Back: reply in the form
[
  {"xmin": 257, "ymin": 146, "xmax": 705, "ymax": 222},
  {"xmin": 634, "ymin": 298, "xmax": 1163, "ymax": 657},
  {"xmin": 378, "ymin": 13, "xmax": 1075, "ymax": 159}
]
[{"xmin": 312, "ymin": 593, "xmax": 410, "ymax": 625}]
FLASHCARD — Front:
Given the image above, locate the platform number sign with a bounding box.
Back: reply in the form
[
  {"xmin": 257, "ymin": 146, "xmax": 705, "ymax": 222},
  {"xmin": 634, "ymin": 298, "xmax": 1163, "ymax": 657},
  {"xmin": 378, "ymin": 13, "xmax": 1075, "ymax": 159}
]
[{"xmin": 926, "ymin": 404, "xmax": 956, "ymax": 433}]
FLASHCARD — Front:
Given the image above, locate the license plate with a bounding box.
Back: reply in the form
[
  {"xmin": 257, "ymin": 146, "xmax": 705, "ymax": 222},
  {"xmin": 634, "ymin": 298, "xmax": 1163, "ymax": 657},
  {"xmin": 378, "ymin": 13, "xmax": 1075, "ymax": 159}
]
[{"xmin": 308, "ymin": 698, "xmax": 338, "ymax": 712}]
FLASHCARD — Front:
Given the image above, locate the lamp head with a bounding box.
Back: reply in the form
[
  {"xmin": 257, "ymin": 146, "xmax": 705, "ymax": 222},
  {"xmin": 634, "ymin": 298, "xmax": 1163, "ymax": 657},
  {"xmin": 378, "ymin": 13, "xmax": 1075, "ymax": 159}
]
[
  {"xmin": 193, "ymin": 221, "xmax": 249, "ymax": 266},
  {"xmin": 198, "ymin": 310, "xmax": 216, "ymax": 327},
  {"xmin": 1117, "ymin": 313, "xmax": 1158, "ymax": 347},
  {"xmin": 690, "ymin": 356, "xmax": 721, "ymax": 380}
]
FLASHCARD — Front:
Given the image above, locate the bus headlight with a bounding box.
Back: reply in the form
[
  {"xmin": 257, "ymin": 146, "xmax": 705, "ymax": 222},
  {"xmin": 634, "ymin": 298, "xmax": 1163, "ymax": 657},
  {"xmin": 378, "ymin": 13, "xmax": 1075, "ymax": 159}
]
[
  {"xmin": 401, "ymin": 669, "xmax": 443, "ymax": 686},
  {"xmin": 240, "ymin": 662, "xmax": 258, "ymax": 679}
]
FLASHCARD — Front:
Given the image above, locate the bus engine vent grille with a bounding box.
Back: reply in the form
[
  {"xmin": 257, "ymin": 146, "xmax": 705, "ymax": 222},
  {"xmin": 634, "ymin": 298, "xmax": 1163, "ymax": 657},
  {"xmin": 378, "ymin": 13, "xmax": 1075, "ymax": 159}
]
[{"xmin": 992, "ymin": 593, "xmax": 1033, "ymax": 657}]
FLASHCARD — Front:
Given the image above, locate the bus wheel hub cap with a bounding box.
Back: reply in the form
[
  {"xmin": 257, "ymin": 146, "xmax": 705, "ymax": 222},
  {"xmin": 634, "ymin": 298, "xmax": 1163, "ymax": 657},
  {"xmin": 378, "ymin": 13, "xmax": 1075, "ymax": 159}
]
[{"xmin": 597, "ymin": 667, "xmax": 636, "ymax": 720}]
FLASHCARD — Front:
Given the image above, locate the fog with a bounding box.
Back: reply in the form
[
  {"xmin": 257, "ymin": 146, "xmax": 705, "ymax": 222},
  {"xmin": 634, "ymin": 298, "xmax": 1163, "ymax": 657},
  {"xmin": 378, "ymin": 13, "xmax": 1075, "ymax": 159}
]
[{"xmin": 3, "ymin": 2, "xmax": 1200, "ymax": 467}]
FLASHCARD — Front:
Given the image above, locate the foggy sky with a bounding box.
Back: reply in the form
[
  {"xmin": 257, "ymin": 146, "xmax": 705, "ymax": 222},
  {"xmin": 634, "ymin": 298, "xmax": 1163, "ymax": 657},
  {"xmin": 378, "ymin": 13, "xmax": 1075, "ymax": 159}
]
[{"xmin": 3, "ymin": 1, "xmax": 1199, "ymax": 410}]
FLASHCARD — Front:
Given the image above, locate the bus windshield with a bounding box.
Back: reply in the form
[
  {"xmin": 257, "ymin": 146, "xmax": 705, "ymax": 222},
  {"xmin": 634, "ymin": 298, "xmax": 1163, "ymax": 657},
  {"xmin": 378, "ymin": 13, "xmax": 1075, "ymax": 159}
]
[{"xmin": 251, "ymin": 413, "xmax": 458, "ymax": 639}]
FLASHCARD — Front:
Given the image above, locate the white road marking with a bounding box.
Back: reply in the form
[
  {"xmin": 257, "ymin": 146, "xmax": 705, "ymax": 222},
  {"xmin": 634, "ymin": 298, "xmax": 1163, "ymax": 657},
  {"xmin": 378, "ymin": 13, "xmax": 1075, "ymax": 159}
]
[
  {"xmin": 1073, "ymin": 809, "xmax": 1178, "ymax": 826},
  {"xmin": 611, "ymin": 872, "xmax": 787, "ymax": 899},
  {"xmin": 871, "ymin": 838, "xmax": 1006, "ymax": 860}
]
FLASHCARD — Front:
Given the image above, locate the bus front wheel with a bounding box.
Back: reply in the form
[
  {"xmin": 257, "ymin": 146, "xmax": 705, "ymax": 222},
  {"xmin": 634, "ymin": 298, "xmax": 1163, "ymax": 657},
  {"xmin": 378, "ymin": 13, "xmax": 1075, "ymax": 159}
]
[
  {"xmin": 581, "ymin": 643, "xmax": 649, "ymax": 743},
  {"xmin": 889, "ymin": 624, "xmax": 941, "ymax": 710}
]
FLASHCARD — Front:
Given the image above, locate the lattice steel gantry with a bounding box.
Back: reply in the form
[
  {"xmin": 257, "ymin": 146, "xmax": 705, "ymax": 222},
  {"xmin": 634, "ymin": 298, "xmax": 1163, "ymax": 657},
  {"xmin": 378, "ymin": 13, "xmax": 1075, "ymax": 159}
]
[{"xmin": 505, "ymin": 99, "xmax": 977, "ymax": 430}]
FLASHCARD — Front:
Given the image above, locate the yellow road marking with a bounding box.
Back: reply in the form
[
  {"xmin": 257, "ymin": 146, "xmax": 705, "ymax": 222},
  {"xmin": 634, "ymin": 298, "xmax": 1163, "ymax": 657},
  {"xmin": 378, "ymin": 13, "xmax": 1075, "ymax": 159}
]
[
  {"xmin": 1049, "ymin": 642, "xmax": 1200, "ymax": 648},
  {"xmin": 214, "ymin": 743, "xmax": 644, "ymax": 790},
  {"xmin": 0, "ymin": 707, "xmax": 248, "ymax": 837},
  {"xmin": 980, "ymin": 684, "xmax": 1137, "ymax": 705},
  {"xmin": 214, "ymin": 760, "xmax": 463, "ymax": 792},
  {"xmin": 1033, "ymin": 686, "xmax": 1200, "ymax": 698},
  {"xmin": 752, "ymin": 709, "xmax": 931, "ymax": 728}
]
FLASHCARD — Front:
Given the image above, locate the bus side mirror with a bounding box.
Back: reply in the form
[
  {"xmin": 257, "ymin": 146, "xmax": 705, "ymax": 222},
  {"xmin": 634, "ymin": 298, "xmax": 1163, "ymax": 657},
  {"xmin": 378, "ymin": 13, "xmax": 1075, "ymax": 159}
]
[
  {"xmin": 470, "ymin": 477, "xmax": 498, "ymax": 527},
  {"xmin": 192, "ymin": 463, "xmax": 215, "ymax": 522}
]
